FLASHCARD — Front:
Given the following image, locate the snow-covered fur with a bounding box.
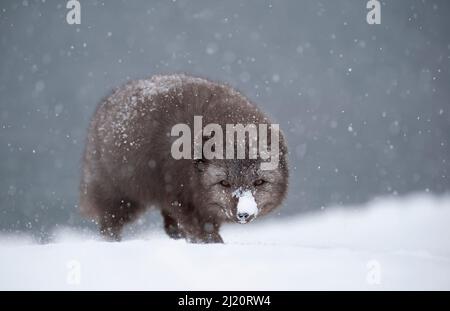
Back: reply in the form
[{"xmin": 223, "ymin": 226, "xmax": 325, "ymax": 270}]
[{"xmin": 80, "ymin": 74, "xmax": 289, "ymax": 243}]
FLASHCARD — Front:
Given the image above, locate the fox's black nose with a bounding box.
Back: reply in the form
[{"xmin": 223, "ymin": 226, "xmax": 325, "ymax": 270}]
[{"xmin": 237, "ymin": 212, "xmax": 250, "ymax": 221}]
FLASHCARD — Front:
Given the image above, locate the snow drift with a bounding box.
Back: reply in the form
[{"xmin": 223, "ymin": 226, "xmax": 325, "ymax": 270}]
[{"xmin": 1, "ymin": 194, "xmax": 450, "ymax": 290}]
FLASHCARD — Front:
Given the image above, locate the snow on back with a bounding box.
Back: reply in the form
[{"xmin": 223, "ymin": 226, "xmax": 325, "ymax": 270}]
[
  {"xmin": 103, "ymin": 75, "xmax": 186, "ymax": 149},
  {"xmin": 135, "ymin": 74, "xmax": 183, "ymax": 99},
  {"xmin": 135, "ymin": 74, "xmax": 212, "ymax": 99},
  {"xmin": 107, "ymin": 74, "xmax": 210, "ymax": 135},
  {"xmin": 233, "ymin": 189, "xmax": 258, "ymax": 220}
]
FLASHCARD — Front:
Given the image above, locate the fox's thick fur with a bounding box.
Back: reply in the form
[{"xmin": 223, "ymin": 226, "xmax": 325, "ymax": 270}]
[{"xmin": 80, "ymin": 74, "xmax": 288, "ymax": 243}]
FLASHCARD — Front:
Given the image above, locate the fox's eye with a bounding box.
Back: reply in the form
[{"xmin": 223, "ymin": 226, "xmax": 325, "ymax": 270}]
[
  {"xmin": 220, "ymin": 180, "xmax": 231, "ymax": 187},
  {"xmin": 254, "ymin": 179, "xmax": 266, "ymax": 186}
]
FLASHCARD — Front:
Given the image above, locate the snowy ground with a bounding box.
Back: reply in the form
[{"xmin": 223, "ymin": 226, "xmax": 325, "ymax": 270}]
[{"xmin": 1, "ymin": 194, "xmax": 450, "ymax": 290}]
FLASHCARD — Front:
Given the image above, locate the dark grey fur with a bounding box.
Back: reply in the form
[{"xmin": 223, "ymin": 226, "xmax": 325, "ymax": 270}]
[{"xmin": 80, "ymin": 74, "xmax": 288, "ymax": 243}]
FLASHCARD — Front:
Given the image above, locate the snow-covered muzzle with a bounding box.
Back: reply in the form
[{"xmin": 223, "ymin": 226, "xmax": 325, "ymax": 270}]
[{"xmin": 232, "ymin": 188, "xmax": 258, "ymax": 224}]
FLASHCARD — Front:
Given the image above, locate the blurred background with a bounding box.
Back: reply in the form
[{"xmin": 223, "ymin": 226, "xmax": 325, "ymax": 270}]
[{"xmin": 0, "ymin": 0, "xmax": 449, "ymax": 239}]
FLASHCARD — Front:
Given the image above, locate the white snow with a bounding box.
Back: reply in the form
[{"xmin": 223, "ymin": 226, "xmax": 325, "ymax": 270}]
[
  {"xmin": 233, "ymin": 189, "xmax": 258, "ymax": 221},
  {"xmin": 1, "ymin": 194, "xmax": 450, "ymax": 290},
  {"xmin": 135, "ymin": 75, "xmax": 183, "ymax": 99}
]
